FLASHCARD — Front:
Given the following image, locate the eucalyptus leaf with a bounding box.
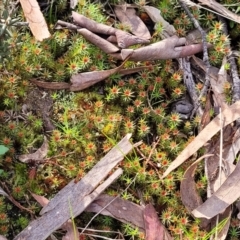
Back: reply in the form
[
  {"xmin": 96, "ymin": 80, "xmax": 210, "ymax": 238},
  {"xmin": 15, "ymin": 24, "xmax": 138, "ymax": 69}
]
[{"xmin": 0, "ymin": 145, "xmax": 9, "ymax": 155}]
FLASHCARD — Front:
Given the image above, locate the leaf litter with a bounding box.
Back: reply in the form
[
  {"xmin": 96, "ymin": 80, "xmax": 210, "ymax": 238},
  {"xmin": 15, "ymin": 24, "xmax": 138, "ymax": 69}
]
[{"xmin": 12, "ymin": 1, "xmax": 240, "ymax": 239}]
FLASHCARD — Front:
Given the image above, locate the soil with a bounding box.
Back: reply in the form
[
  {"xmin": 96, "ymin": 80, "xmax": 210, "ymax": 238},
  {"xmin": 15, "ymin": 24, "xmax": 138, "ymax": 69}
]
[{"xmin": 24, "ymin": 87, "xmax": 55, "ymax": 132}]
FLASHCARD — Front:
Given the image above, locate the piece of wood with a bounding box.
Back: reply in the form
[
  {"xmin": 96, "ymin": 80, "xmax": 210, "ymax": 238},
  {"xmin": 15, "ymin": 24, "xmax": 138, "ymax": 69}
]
[
  {"xmin": 20, "ymin": 0, "xmax": 50, "ymax": 41},
  {"xmin": 14, "ymin": 168, "xmax": 122, "ymax": 240},
  {"xmin": 14, "ymin": 134, "xmax": 138, "ymax": 240}
]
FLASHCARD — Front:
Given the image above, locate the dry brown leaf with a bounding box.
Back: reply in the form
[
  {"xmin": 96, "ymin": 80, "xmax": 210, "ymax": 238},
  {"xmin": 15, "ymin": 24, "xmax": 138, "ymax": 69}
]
[
  {"xmin": 30, "ymin": 67, "xmax": 149, "ymax": 91},
  {"xmin": 192, "ymin": 159, "xmax": 240, "ymax": 219},
  {"xmin": 72, "ymin": 11, "xmax": 116, "ymax": 35},
  {"xmin": 30, "ymin": 79, "xmax": 71, "ymax": 90},
  {"xmin": 162, "ymin": 101, "xmax": 240, "ymax": 178},
  {"xmin": 0, "ymin": 236, "xmax": 7, "ymax": 240},
  {"xmin": 180, "ymin": 155, "xmax": 213, "ymax": 229},
  {"xmin": 31, "ymin": 192, "xmax": 49, "ymax": 207},
  {"xmin": 114, "ymin": 5, "xmax": 151, "ymax": 39},
  {"xmin": 181, "ymin": 155, "xmax": 212, "ymax": 212},
  {"xmin": 111, "ymin": 35, "xmax": 208, "ymax": 61},
  {"xmin": 115, "ymin": 30, "xmax": 150, "ymax": 48},
  {"xmin": 77, "ymin": 28, "xmax": 120, "ymax": 53},
  {"xmin": 18, "ymin": 136, "xmax": 48, "ymax": 163},
  {"xmin": 20, "ymin": 0, "xmax": 50, "ymax": 41},
  {"xmin": 143, "ymin": 204, "xmax": 172, "ymax": 240},
  {"xmin": 70, "ymin": 52, "xmax": 133, "ymax": 91},
  {"xmin": 72, "ymin": 11, "xmax": 149, "ymax": 48},
  {"xmin": 143, "ymin": 6, "xmax": 176, "ymax": 38},
  {"xmin": 180, "ymin": 152, "xmax": 232, "ymax": 237},
  {"xmin": 61, "ymin": 220, "xmax": 79, "ymax": 240},
  {"xmin": 86, "ymin": 194, "xmax": 145, "ymax": 232}
]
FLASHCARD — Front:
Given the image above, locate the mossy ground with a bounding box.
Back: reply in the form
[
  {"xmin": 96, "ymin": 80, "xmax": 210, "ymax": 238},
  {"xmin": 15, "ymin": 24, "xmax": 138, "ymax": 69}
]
[{"xmin": 0, "ymin": 0, "xmax": 240, "ymax": 239}]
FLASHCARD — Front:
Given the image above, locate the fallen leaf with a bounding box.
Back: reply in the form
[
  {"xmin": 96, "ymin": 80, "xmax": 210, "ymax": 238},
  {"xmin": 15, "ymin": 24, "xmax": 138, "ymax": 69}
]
[
  {"xmin": 20, "ymin": 0, "xmax": 50, "ymax": 41},
  {"xmin": 180, "ymin": 155, "xmax": 213, "ymax": 229},
  {"xmin": 192, "ymin": 160, "xmax": 240, "ymax": 219},
  {"xmin": 181, "ymin": 152, "xmax": 232, "ymax": 237},
  {"xmin": 30, "ymin": 67, "xmax": 149, "ymax": 90},
  {"xmin": 143, "ymin": 6, "xmax": 176, "ymax": 37},
  {"xmin": 0, "ymin": 236, "xmax": 8, "ymax": 240},
  {"xmin": 181, "ymin": 155, "xmax": 212, "ymax": 212},
  {"xmin": 72, "ymin": 11, "xmax": 149, "ymax": 48},
  {"xmin": 143, "ymin": 204, "xmax": 172, "ymax": 240},
  {"xmin": 62, "ymin": 219, "xmax": 79, "ymax": 240},
  {"xmin": 30, "ymin": 79, "xmax": 70, "ymax": 90},
  {"xmin": 114, "ymin": 5, "xmax": 151, "ymax": 39},
  {"xmin": 18, "ymin": 136, "xmax": 48, "ymax": 163},
  {"xmin": 115, "ymin": 30, "xmax": 150, "ymax": 48},
  {"xmin": 31, "ymin": 192, "xmax": 49, "ymax": 207},
  {"xmin": 162, "ymin": 101, "xmax": 240, "ymax": 178},
  {"xmin": 72, "ymin": 11, "xmax": 116, "ymax": 35},
  {"xmin": 77, "ymin": 28, "xmax": 120, "ymax": 53},
  {"xmin": 111, "ymin": 35, "xmax": 208, "ymax": 61},
  {"xmin": 86, "ymin": 194, "xmax": 145, "ymax": 231},
  {"xmin": 70, "ymin": 52, "xmax": 133, "ymax": 91}
]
